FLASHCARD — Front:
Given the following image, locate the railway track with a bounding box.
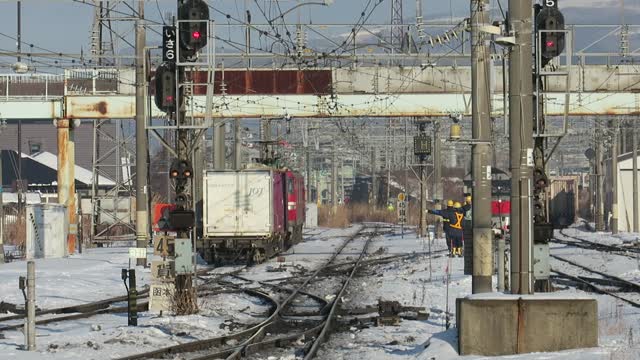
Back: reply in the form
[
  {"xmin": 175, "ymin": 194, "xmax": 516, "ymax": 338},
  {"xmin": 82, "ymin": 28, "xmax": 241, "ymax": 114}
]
[
  {"xmin": 0, "ymin": 265, "xmax": 246, "ymax": 333},
  {"xmin": 0, "ymin": 289, "xmax": 150, "ymax": 332},
  {"xmin": 117, "ymin": 225, "xmax": 380, "ymax": 360},
  {"xmin": 551, "ymin": 230, "xmax": 640, "ymax": 258},
  {"xmin": 551, "ymin": 254, "xmax": 640, "ymax": 308}
]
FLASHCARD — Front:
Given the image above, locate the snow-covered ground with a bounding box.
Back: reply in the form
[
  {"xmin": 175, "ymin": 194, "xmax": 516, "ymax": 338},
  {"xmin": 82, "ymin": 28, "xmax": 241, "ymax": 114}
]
[{"xmin": 0, "ymin": 225, "xmax": 639, "ymax": 359}]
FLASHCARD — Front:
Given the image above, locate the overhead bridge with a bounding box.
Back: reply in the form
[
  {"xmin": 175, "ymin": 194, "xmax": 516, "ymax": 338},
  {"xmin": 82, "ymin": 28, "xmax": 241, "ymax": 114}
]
[{"xmin": 1, "ymin": 65, "xmax": 639, "ymax": 120}]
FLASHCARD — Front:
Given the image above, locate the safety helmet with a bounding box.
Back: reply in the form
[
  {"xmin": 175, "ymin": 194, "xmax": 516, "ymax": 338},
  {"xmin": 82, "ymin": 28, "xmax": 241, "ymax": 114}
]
[
  {"xmin": 465, "ymin": 195, "xmax": 472, "ymax": 203},
  {"xmin": 453, "ymin": 202, "xmax": 462, "ymax": 209},
  {"xmin": 447, "ymin": 199, "xmax": 454, "ymax": 207}
]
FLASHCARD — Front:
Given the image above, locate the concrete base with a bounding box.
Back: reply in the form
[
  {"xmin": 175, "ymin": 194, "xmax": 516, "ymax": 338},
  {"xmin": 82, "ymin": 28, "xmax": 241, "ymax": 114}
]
[{"xmin": 457, "ymin": 294, "xmax": 598, "ymax": 356}]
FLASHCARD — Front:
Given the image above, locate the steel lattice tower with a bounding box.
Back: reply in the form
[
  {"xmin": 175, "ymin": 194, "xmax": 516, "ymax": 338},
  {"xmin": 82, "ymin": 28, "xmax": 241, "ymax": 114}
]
[{"xmin": 390, "ymin": 0, "xmax": 404, "ymax": 50}]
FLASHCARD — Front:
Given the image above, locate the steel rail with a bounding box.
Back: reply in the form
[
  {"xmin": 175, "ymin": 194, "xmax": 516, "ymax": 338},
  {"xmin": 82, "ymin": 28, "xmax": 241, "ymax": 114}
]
[
  {"xmin": 551, "ymin": 270, "xmax": 640, "ymax": 308},
  {"xmin": 116, "ymin": 226, "xmax": 366, "ymax": 360},
  {"xmin": 0, "ymin": 288, "xmax": 149, "ymax": 323},
  {"xmin": 223, "ymin": 225, "xmax": 369, "ymax": 359},
  {"xmin": 551, "ymin": 254, "xmax": 640, "ymax": 293},
  {"xmin": 302, "ymin": 229, "xmax": 375, "ymax": 359},
  {"xmin": 0, "ymin": 302, "xmax": 150, "ymax": 332},
  {"xmin": 555, "ymin": 230, "xmax": 640, "ymax": 256},
  {"xmin": 189, "ymin": 228, "xmax": 447, "ymax": 359},
  {"xmin": 115, "ymin": 288, "xmax": 279, "ymax": 360}
]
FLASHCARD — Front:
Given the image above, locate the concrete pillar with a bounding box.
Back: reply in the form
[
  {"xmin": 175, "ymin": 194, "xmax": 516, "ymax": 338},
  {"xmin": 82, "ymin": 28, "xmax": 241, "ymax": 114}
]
[
  {"xmin": 57, "ymin": 119, "xmax": 76, "ymax": 254},
  {"xmin": 595, "ymin": 130, "xmax": 605, "ymax": 231},
  {"xmin": 508, "ymin": 0, "xmax": 534, "ymax": 294},
  {"xmin": 134, "ymin": 2, "xmax": 148, "ymax": 265},
  {"xmin": 471, "ymin": 0, "xmax": 493, "ymax": 293},
  {"xmin": 611, "ymin": 126, "xmax": 619, "ymax": 234}
]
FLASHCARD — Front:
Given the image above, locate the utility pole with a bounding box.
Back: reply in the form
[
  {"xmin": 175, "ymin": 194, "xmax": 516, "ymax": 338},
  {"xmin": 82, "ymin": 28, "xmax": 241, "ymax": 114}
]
[
  {"xmin": 213, "ymin": 122, "xmax": 225, "ymax": 169},
  {"xmin": 135, "ymin": 1, "xmax": 148, "ymax": 266},
  {"xmin": 16, "ymin": 2, "xmax": 23, "ymax": 212},
  {"xmin": 509, "ymin": 0, "xmax": 534, "ymax": 295},
  {"xmin": 417, "ymin": 121, "xmax": 428, "ymax": 238},
  {"xmin": 305, "ymin": 120, "xmax": 312, "ymax": 203},
  {"xmin": 611, "ymin": 122, "xmax": 619, "ymax": 234},
  {"xmin": 331, "ymin": 143, "xmax": 338, "ymax": 214},
  {"xmin": 595, "ymin": 128, "xmax": 605, "ymax": 231},
  {"xmin": 433, "ymin": 122, "xmax": 442, "ymax": 238},
  {"xmin": 234, "ymin": 119, "xmax": 242, "ymax": 169},
  {"xmin": 471, "ymin": 0, "xmax": 493, "ymax": 293},
  {"xmin": 371, "ymin": 147, "xmax": 377, "ymax": 206},
  {"xmin": 633, "ymin": 124, "xmax": 638, "ymax": 232},
  {"xmin": 0, "ymin": 150, "xmax": 4, "ymax": 264}
]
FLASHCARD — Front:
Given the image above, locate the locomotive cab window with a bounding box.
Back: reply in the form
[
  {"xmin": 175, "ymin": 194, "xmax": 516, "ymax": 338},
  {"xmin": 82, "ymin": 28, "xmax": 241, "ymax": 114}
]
[{"xmin": 287, "ymin": 179, "xmax": 294, "ymax": 194}]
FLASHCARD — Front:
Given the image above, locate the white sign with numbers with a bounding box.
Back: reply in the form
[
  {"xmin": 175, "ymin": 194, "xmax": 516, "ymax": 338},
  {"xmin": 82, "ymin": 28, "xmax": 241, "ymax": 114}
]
[
  {"xmin": 397, "ymin": 200, "xmax": 407, "ymax": 224},
  {"xmin": 128, "ymin": 247, "xmax": 147, "ymax": 259}
]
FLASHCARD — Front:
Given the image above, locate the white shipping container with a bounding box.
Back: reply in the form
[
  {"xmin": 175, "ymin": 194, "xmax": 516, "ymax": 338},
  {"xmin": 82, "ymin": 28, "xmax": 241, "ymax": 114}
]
[
  {"xmin": 203, "ymin": 170, "xmax": 276, "ymax": 237},
  {"xmin": 26, "ymin": 204, "xmax": 69, "ymax": 259}
]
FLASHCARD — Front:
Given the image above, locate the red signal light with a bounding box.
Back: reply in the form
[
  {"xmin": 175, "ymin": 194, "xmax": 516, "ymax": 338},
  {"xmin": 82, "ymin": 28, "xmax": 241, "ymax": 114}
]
[
  {"xmin": 546, "ymin": 40, "xmax": 555, "ymax": 48},
  {"xmin": 166, "ymin": 95, "xmax": 174, "ymax": 102},
  {"xmin": 192, "ymin": 31, "xmax": 201, "ymax": 39}
]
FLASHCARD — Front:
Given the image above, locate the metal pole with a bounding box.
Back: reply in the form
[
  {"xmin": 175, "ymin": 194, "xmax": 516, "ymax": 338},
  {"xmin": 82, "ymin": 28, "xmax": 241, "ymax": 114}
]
[
  {"xmin": 0, "ymin": 151, "xmax": 4, "ymax": 264},
  {"xmin": 17, "ymin": 1, "xmax": 21, "ymax": 63},
  {"xmin": 386, "ymin": 123, "xmax": 391, "ymax": 205},
  {"xmin": 306, "ymin": 124, "xmax": 312, "ymax": 203},
  {"xmin": 509, "ymin": 0, "xmax": 534, "ymax": 295},
  {"xmin": 633, "ymin": 125, "xmax": 638, "ymax": 232},
  {"xmin": 213, "ymin": 122, "xmax": 225, "ymax": 169},
  {"xmin": 433, "ymin": 122, "xmax": 442, "ymax": 238},
  {"xmin": 127, "ymin": 269, "xmax": 138, "ymax": 326},
  {"xmin": 471, "ymin": 0, "xmax": 493, "ymax": 294},
  {"xmin": 611, "ymin": 124, "xmax": 619, "ymax": 234},
  {"xmin": 371, "ymin": 147, "xmax": 377, "ymax": 206},
  {"xmin": 497, "ymin": 237, "xmax": 505, "ymax": 292},
  {"xmin": 331, "ymin": 144, "xmax": 337, "ymax": 214},
  {"xmin": 135, "ymin": 2, "xmax": 148, "ymax": 266},
  {"xmin": 17, "ymin": 119, "xmax": 22, "ymax": 211},
  {"xmin": 245, "ymin": 8, "xmax": 251, "ymax": 69},
  {"xmin": 595, "ymin": 128, "xmax": 605, "ymax": 231},
  {"xmin": 234, "ymin": 119, "xmax": 242, "ymax": 169},
  {"xmin": 418, "ymin": 121, "xmax": 427, "ymax": 238},
  {"xmin": 26, "ymin": 260, "xmax": 35, "ymax": 351}
]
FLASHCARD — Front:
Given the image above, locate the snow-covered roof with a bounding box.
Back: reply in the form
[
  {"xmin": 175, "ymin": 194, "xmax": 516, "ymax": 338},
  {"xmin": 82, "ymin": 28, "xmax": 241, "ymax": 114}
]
[
  {"xmin": 0, "ymin": 192, "xmax": 42, "ymax": 204},
  {"xmin": 28, "ymin": 151, "xmax": 115, "ymax": 186}
]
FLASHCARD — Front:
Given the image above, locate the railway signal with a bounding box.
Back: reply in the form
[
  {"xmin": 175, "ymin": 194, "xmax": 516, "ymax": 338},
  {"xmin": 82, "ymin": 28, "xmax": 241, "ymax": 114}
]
[
  {"xmin": 536, "ymin": 0, "xmax": 565, "ymax": 66},
  {"xmin": 178, "ymin": 0, "xmax": 209, "ymax": 60},
  {"xmin": 154, "ymin": 62, "xmax": 180, "ymax": 112}
]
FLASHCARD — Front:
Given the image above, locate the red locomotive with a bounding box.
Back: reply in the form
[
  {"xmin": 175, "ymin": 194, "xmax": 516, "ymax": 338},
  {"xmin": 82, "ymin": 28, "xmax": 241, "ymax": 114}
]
[{"xmin": 285, "ymin": 170, "xmax": 305, "ymax": 248}]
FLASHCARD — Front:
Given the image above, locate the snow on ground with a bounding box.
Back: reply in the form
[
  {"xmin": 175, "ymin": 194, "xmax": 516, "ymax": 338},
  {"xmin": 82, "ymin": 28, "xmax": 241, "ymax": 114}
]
[
  {"xmin": 0, "ymin": 248, "xmax": 152, "ymax": 309},
  {"xmin": 1, "ymin": 225, "xmax": 639, "ymax": 359}
]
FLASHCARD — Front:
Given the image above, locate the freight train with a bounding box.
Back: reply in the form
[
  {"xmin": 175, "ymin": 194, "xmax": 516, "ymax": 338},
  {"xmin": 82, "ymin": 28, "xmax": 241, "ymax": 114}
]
[{"xmin": 200, "ymin": 165, "xmax": 305, "ymax": 265}]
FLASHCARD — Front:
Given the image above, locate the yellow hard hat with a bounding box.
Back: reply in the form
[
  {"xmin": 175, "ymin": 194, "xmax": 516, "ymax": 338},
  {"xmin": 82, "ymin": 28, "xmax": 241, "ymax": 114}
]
[
  {"xmin": 453, "ymin": 202, "xmax": 462, "ymax": 209},
  {"xmin": 447, "ymin": 199, "xmax": 454, "ymax": 207},
  {"xmin": 465, "ymin": 195, "xmax": 472, "ymax": 203}
]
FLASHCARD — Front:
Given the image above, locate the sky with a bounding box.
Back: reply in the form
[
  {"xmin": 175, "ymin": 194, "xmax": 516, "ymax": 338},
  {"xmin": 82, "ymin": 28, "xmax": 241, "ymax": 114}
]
[{"xmin": 0, "ymin": 0, "xmax": 639, "ymax": 69}]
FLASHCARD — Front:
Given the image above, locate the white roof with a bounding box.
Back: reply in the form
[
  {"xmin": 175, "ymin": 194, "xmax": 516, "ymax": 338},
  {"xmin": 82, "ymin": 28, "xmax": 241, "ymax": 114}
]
[
  {"xmin": 1, "ymin": 192, "xmax": 42, "ymax": 205},
  {"xmin": 28, "ymin": 151, "xmax": 116, "ymax": 186}
]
